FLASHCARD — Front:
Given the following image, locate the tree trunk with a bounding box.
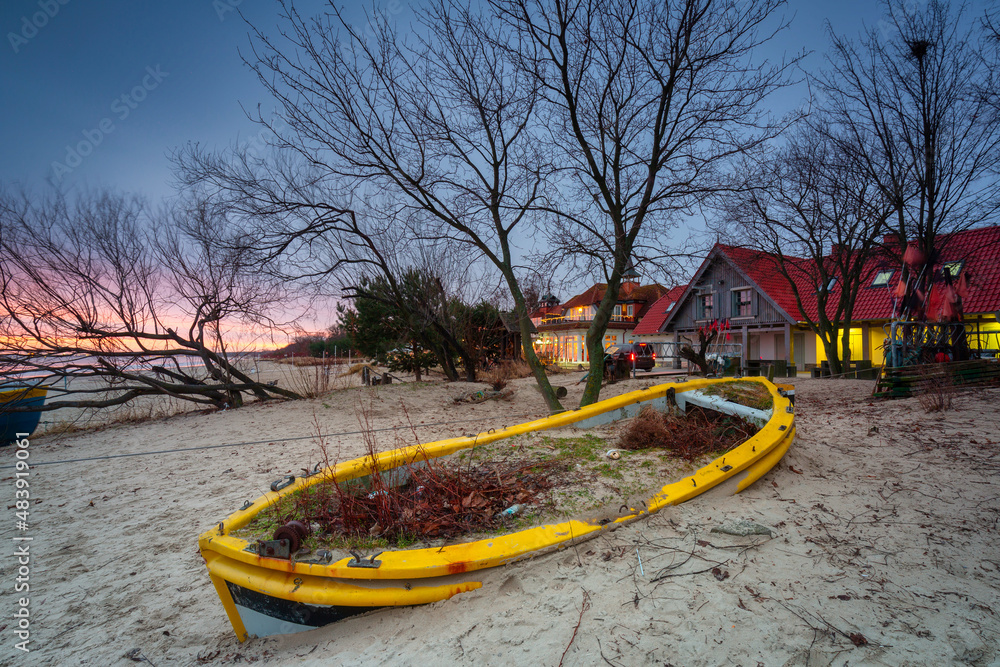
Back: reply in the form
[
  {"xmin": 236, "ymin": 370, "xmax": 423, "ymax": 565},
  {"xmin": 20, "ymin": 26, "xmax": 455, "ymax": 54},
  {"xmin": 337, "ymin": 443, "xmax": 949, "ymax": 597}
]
[
  {"xmin": 820, "ymin": 332, "xmax": 843, "ymax": 376},
  {"xmin": 504, "ymin": 273, "xmax": 564, "ymax": 413},
  {"xmin": 840, "ymin": 325, "xmax": 852, "ymax": 375},
  {"xmin": 581, "ymin": 278, "xmax": 623, "ymax": 406}
]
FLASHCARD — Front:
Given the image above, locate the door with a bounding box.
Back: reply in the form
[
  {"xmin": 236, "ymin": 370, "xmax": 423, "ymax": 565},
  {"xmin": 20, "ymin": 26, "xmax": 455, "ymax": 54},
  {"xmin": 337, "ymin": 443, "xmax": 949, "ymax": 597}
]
[{"xmin": 793, "ymin": 332, "xmax": 806, "ymax": 368}]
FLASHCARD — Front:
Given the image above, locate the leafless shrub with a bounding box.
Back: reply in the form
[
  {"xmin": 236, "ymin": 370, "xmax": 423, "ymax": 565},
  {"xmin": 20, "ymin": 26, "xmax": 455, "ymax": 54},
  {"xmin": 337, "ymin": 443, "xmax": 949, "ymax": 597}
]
[
  {"xmin": 481, "ymin": 360, "xmax": 532, "ymax": 391},
  {"xmin": 282, "ymin": 362, "xmax": 358, "ymax": 398},
  {"xmin": 916, "ymin": 366, "xmax": 955, "ymax": 413}
]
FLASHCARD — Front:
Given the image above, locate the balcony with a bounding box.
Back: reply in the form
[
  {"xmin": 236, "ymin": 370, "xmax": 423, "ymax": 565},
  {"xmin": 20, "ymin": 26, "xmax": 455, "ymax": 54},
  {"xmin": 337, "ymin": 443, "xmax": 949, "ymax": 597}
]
[{"xmin": 538, "ymin": 314, "xmax": 639, "ymax": 327}]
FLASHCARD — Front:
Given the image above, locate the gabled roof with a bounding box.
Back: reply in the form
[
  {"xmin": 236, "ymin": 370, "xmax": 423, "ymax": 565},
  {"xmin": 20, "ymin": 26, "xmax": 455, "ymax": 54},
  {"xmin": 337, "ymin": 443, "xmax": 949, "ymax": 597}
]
[
  {"xmin": 683, "ymin": 225, "xmax": 1000, "ymax": 326},
  {"xmin": 561, "ymin": 284, "xmax": 605, "ymax": 310},
  {"xmin": 715, "ymin": 245, "xmax": 813, "ymax": 319},
  {"xmin": 560, "ymin": 283, "xmax": 668, "ymax": 312},
  {"xmin": 633, "ymin": 286, "xmax": 687, "ymax": 335},
  {"xmin": 499, "ymin": 312, "xmax": 537, "ymax": 334},
  {"xmin": 660, "ymin": 246, "xmax": 799, "ymax": 331}
]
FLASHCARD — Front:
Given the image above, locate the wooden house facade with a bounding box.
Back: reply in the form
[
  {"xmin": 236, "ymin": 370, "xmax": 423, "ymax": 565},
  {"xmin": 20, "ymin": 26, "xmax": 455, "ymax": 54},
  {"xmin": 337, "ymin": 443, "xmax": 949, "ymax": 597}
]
[
  {"xmin": 656, "ymin": 245, "xmax": 805, "ymax": 368},
  {"xmin": 642, "ymin": 226, "xmax": 1000, "ymax": 371}
]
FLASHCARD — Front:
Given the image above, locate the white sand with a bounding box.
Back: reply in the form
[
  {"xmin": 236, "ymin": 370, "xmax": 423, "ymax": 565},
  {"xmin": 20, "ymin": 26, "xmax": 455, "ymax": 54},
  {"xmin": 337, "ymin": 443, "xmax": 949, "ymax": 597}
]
[{"xmin": 2, "ymin": 373, "xmax": 999, "ymax": 665}]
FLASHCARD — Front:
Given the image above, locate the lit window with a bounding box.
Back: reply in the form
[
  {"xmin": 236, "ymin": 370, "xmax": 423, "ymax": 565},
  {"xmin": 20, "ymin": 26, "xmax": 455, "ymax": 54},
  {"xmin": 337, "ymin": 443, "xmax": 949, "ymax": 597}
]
[
  {"xmin": 871, "ymin": 270, "xmax": 894, "ymax": 287},
  {"xmin": 943, "ymin": 261, "xmax": 964, "ymax": 278}
]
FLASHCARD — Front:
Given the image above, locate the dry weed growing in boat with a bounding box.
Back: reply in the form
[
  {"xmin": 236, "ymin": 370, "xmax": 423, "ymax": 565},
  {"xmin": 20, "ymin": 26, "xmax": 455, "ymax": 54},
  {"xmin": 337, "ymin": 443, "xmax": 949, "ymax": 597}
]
[
  {"xmin": 702, "ymin": 380, "xmax": 773, "ymax": 410},
  {"xmin": 617, "ymin": 406, "xmax": 757, "ymax": 460},
  {"xmin": 267, "ymin": 400, "xmax": 565, "ymax": 547}
]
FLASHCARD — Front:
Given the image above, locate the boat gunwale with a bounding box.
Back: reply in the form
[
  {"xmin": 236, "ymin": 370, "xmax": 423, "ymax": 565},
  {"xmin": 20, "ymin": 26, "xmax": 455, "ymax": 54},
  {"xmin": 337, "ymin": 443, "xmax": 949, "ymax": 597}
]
[
  {"xmin": 0, "ymin": 387, "xmax": 48, "ymax": 403},
  {"xmin": 199, "ymin": 378, "xmax": 794, "ymax": 581}
]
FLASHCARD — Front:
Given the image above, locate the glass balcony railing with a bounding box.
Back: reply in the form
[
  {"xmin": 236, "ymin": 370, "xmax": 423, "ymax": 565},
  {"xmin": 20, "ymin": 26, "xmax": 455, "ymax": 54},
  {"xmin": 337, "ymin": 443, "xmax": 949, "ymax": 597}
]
[{"xmin": 538, "ymin": 313, "xmax": 638, "ymax": 326}]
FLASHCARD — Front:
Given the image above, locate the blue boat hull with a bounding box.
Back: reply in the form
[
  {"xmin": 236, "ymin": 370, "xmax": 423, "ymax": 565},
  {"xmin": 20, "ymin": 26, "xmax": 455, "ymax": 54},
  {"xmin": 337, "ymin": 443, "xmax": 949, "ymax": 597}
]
[{"xmin": 0, "ymin": 388, "xmax": 47, "ymax": 446}]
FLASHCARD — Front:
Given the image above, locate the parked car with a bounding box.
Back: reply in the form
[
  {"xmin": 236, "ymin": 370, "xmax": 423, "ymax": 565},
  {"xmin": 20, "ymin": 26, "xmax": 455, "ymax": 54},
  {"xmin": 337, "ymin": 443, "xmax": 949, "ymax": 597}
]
[{"xmin": 604, "ymin": 342, "xmax": 656, "ymax": 372}]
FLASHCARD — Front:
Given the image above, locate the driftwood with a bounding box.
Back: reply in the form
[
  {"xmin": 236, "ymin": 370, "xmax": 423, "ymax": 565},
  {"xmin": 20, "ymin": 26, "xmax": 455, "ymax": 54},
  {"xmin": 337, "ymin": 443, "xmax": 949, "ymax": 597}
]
[{"xmin": 454, "ymin": 388, "xmax": 516, "ymax": 404}]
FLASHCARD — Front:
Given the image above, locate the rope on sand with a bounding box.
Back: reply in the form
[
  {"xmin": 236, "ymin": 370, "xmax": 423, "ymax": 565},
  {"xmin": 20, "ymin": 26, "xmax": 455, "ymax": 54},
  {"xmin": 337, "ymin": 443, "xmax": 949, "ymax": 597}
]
[{"xmin": 2, "ymin": 412, "xmax": 550, "ymax": 469}]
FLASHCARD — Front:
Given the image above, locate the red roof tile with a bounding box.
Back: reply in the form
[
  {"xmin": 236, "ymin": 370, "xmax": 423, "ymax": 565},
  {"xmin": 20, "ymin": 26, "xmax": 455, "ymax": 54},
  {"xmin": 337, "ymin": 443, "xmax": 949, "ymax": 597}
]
[
  {"xmin": 561, "ymin": 284, "xmax": 605, "ymax": 310},
  {"xmin": 559, "ymin": 283, "xmax": 668, "ymax": 313},
  {"xmin": 716, "ymin": 224, "xmax": 1000, "ymax": 323},
  {"xmin": 633, "ymin": 286, "xmax": 687, "ymax": 335}
]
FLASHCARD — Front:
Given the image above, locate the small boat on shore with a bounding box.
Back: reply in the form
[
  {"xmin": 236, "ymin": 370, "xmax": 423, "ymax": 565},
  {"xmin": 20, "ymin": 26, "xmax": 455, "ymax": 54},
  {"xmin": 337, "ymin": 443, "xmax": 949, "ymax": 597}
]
[
  {"xmin": 198, "ymin": 378, "xmax": 794, "ymax": 640},
  {"xmin": 0, "ymin": 387, "xmax": 48, "ymax": 446}
]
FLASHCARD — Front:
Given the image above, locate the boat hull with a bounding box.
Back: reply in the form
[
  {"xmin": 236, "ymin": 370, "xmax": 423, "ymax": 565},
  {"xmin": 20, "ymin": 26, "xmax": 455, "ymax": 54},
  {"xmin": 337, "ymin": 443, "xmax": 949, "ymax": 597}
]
[
  {"xmin": 199, "ymin": 378, "xmax": 795, "ymax": 639},
  {"xmin": 0, "ymin": 387, "xmax": 47, "ymax": 446}
]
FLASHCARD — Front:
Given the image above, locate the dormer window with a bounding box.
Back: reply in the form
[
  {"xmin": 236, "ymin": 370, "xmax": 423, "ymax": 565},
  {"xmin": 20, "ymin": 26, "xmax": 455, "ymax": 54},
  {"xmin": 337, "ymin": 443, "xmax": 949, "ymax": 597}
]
[
  {"xmin": 942, "ymin": 261, "xmax": 964, "ymax": 279},
  {"xmin": 871, "ymin": 270, "xmax": 893, "ymax": 287}
]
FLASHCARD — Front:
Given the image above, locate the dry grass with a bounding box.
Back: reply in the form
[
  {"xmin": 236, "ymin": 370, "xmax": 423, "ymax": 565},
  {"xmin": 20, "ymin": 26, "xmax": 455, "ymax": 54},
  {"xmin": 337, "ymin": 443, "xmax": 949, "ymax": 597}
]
[
  {"xmin": 282, "ymin": 363, "xmax": 359, "ymax": 398},
  {"xmin": 702, "ymin": 380, "xmax": 773, "ymax": 411},
  {"xmin": 239, "ymin": 400, "xmax": 569, "ymax": 551},
  {"xmin": 271, "ymin": 356, "xmax": 345, "ymax": 367},
  {"xmin": 915, "ymin": 366, "xmax": 955, "ymax": 413},
  {"xmin": 481, "ymin": 360, "xmax": 533, "ymax": 390},
  {"xmin": 38, "ymin": 392, "xmax": 187, "ymax": 437}
]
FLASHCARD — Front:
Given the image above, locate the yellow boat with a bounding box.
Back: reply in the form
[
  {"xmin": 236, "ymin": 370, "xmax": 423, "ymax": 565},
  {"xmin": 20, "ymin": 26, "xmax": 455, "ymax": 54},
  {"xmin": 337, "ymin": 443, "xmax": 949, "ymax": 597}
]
[
  {"xmin": 0, "ymin": 387, "xmax": 48, "ymax": 446},
  {"xmin": 198, "ymin": 378, "xmax": 794, "ymax": 639}
]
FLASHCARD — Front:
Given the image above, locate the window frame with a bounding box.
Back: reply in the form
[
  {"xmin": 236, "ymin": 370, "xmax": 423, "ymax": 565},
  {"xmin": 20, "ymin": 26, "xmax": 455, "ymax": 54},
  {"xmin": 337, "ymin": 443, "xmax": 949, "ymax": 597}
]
[
  {"xmin": 732, "ymin": 288, "xmax": 753, "ymax": 318},
  {"xmin": 942, "ymin": 260, "xmax": 964, "ymax": 279},
  {"xmin": 871, "ymin": 269, "xmax": 894, "ymax": 288},
  {"xmin": 698, "ymin": 292, "xmax": 714, "ymax": 320}
]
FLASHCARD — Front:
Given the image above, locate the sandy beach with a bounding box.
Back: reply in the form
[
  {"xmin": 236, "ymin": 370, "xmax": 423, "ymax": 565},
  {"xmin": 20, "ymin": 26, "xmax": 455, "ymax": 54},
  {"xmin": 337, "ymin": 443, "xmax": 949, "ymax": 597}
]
[{"xmin": 2, "ymin": 369, "xmax": 999, "ymax": 666}]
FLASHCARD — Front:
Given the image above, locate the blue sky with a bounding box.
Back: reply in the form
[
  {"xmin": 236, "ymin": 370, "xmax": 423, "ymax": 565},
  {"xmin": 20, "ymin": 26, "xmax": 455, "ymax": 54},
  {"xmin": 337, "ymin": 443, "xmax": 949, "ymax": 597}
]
[{"xmin": 0, "ymin": 0, "xmax": 903, "ymax": 204}]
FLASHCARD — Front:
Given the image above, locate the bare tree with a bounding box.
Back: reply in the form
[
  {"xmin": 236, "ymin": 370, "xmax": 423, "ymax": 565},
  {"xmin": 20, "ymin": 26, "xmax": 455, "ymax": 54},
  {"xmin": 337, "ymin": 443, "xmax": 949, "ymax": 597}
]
[
  {"xmin": 0, "ymin": 189, "xmax": 301, "ymax": 413},
  {"xmin": 818, "ymin": 0, "xmax": 1000, "ymax": 311},
  {"xmin": 176, "ymin": 0, "xmax": 567, "ymax": 411},
  {"xmin": 722, "ymin": 126, "xmax": 894, "ymax": 374},
  {"xmin": 491, "ymin": 0, "xmax": 795, "ymax": 404}
]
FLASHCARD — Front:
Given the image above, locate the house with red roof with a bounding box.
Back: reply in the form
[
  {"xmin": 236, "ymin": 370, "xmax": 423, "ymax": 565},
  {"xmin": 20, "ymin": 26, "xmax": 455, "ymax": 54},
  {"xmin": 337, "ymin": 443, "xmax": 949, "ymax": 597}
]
[
  {"xmin": 643, "ymin": 225, "xmax": 1000, "ymax": 371},
  {"xmin": 630, "ymin": 286, "xmax": 687, "ymax": 340},
  {"xmin": 530, "ymin": 273, "xmax": 669, "ymax": 365}
]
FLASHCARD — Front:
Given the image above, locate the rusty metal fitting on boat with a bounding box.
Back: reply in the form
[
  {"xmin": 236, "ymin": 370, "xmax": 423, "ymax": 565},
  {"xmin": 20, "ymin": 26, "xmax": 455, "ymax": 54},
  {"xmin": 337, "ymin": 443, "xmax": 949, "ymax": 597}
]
[{"xmin": 272, "ymin": 520, "xmax": 312, "ymax": 553}]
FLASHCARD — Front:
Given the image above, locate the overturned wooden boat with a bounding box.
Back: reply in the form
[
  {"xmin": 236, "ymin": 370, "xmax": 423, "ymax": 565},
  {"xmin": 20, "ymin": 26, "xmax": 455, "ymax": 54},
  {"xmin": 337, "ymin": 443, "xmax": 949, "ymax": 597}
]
[
  {"xmin": 0, "ymin": 387, "xmax": 48, "ymax": 446},
  {"xmin": 199, "ymin": 378, "xmax": 795, "ymax": 640}
]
